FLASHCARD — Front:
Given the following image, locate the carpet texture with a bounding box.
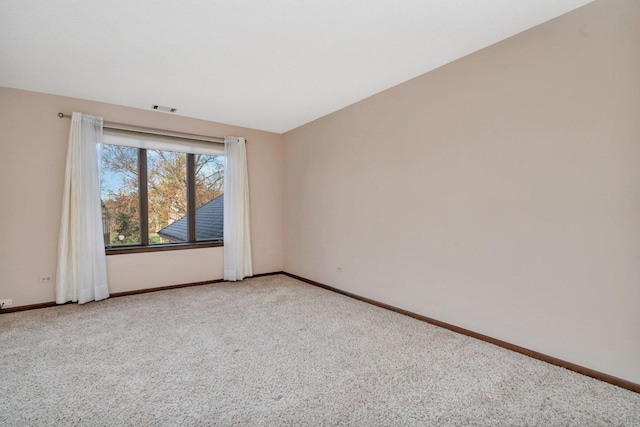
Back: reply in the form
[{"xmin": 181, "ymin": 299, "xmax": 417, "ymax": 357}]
[{"xmin": 1, "ymin": 274, "xmax": 639, "ymax": 426}]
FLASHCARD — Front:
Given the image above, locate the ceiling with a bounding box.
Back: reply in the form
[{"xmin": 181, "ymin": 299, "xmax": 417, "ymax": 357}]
[{"xmin": 0, "ymin": 0, "xmax": 593, "ymax": 133}]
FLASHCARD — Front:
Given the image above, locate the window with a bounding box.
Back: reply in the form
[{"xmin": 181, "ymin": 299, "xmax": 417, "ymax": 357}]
[
  {"xmin": 100, "ymin": 130, "xmax": 224, "ymax": 253},
  {"xmin": 101, "ymin": 144, "xmax": 140, "ymax": 245}
]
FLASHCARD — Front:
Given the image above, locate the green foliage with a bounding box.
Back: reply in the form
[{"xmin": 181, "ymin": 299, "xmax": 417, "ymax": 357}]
[
  {"xmin": 148, "ymin": 233, "xmax": 163, "ymax": 244},
  {"xmin": 111, "ymin": 211, "xmax": 140, "ymax": 244}
]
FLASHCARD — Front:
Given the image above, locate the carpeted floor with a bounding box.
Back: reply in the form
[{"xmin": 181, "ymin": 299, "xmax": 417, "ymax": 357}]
[{"xmin": 1, "ymin": 274, "xmax": 639, "ymax": 426}]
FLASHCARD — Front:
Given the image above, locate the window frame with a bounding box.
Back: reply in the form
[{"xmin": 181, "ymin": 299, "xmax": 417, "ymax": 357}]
[{"xmin": 103, "ymin": 145, "xmax": 224, "ymax": 255}]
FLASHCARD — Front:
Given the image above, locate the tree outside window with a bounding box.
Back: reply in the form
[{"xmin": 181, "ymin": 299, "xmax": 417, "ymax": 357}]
[{"xmin": 100, "ymin": 144, "xmax": 224, "ymax": 248}]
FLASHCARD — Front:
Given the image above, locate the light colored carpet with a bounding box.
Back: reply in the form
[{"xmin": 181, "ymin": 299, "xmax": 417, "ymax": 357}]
[{"xmin": 1, "ymin": 274, "xmax": 639, "ymax": 426}]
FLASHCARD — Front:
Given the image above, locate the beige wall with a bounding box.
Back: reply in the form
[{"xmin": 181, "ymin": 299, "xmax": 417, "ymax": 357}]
[
  {"xmin": 283, "ymin": 0, "xmax": 640, "ymax": 384},
  {"xmin": 0, "ymin": 87, "xmax": 283, "ymax": 306}
]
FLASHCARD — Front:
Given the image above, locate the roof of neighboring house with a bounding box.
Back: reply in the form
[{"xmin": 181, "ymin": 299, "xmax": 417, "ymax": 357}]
[{"xmin": 157, "ymin": 194, "xmax": 223, "ymax": 242}]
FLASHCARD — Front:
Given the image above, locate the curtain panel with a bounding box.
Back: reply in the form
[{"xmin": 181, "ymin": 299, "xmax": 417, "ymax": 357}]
[
  {"xmin": 56, "ymin": 112, "xmax": 109, "ymax": 304},
  {"xmin": 223, "ymin": 137, "xmax": 253, "ymax": 281}
]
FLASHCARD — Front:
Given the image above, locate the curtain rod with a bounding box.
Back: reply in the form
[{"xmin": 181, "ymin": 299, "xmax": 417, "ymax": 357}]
[{"xmin": 57, "ymin": 113, "xmax": 242, "ymax": 145}]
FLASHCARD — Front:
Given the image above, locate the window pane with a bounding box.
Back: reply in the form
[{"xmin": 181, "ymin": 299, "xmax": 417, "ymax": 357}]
[
  {"xmin": 100, "ymin": 144, "xmax": 140, "ymax": 246},
  {"xmin": 148, "ymin": 149, "xmax": 188, "ymax": 244},
  {"xmin": 195, "ymin": 154, "xmax": 225, "ymax": 241}
]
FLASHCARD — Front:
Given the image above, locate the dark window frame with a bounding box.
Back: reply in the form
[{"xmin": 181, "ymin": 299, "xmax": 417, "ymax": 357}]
[{"xmin": 104, "ymin": 146, "xmax": 223, "ymax": 255}]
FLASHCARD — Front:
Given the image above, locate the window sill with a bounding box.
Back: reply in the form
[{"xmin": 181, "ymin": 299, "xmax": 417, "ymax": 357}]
[{"xmin": 105, "ymin": 241, "xmax": 223, "ymax": 255}]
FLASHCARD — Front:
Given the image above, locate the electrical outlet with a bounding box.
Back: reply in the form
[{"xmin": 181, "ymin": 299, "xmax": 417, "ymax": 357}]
[
  {"xmin": 336, "ymin": 267, "xmax": 343, "ymax": 273},
  {"xmin": 39, "ymin": 274, "xmax": 54, "ymax": 283},
  {"xmin": 0, "ymin": 299, "xmax": 12, "ymax": 308}
]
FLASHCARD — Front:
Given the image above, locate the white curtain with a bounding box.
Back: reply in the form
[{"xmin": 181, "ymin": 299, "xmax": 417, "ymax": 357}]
[
  {"xmin": 56, "ymin": 112, "xmax": 109, "ymax": 304},
  {"xmin": 223, "ymin": 137, "xmax": 253, "ymax": 281}
]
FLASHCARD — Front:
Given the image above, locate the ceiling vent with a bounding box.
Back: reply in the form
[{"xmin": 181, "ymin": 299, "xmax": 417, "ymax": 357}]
[{"xmin": 152, "ymin": 105, "xmax": 177, "ymax": 113}]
